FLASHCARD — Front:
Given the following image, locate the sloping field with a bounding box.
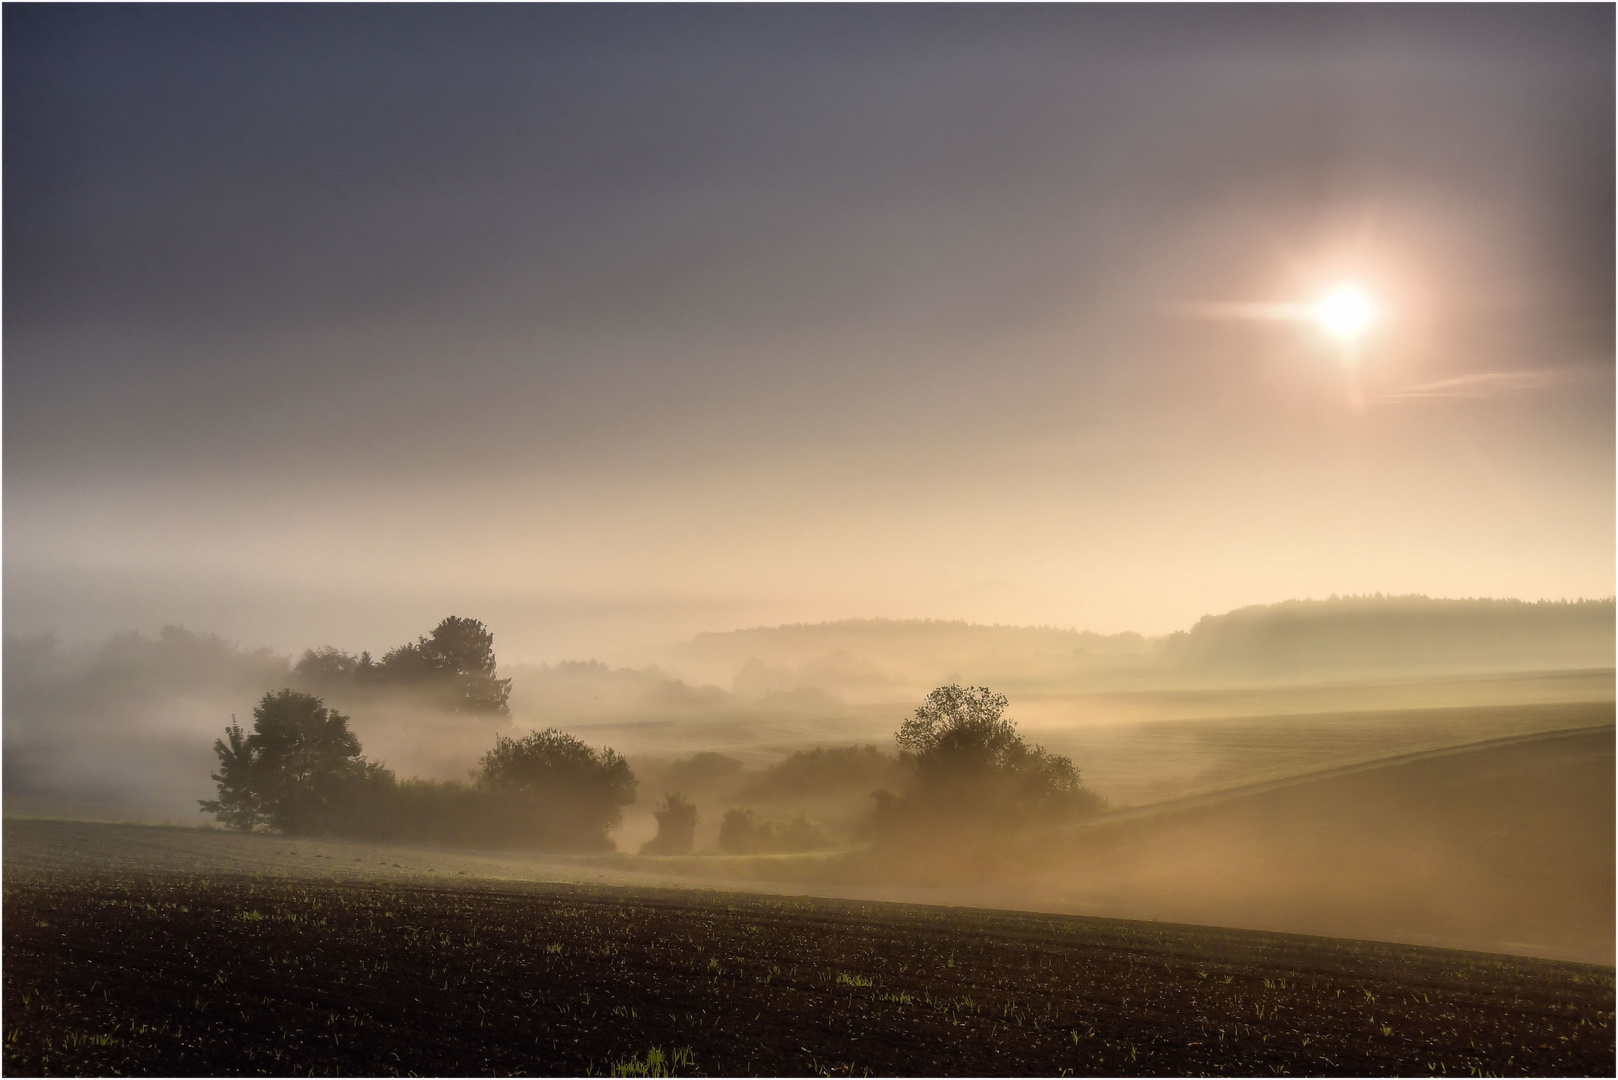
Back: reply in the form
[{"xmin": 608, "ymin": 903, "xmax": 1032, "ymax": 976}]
[
  {"xmin": 5, "ymin": 857, "xmax": 1612, "ymax": 1076},
  {"xmin": 1030, "ymin": 695, "xmax": 1615, "ymax": 808},
  {"xmin": 4, "ymin": 723, "xmax": 1613, "ymax": 1076},
  {"xmin": 9, "ymin": 723, "xmax": 1609, "ymax": 969},
  {"xmin": 1029, "ymin": 726, "xmax": 1615, "ymax": 963}
]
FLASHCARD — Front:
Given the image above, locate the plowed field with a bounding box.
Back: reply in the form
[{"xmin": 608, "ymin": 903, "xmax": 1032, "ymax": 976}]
[{"xmin": 5, "ymin": 865, "xmax": 1611, "ymax": 1076}]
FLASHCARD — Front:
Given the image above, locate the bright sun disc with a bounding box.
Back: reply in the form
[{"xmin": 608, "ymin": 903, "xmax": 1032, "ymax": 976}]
[{"xmin": 1315, "ymin": 286, "xmax": 1377, "ymax": 341}]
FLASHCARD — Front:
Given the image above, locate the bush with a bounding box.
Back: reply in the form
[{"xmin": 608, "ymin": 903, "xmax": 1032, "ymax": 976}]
[
  {"xmin": 717, "ymin": 808, "xmax": 830, "ymax": 854},
  {"xmin": 736, "ymin": 745, "xmax": 901, "ymax": 802},
  {"xmin": 473, "ymin": 729, "xmax": 638, "ymax": 850},
  {"xmin": 340, "ymin": 771, "xmax": 631, "ymax": 852},
  {"xmin": 873, "ymin": 684, "xmax": 1103, "ymax": 841},
  {"xmin": 640, "ymin": 793, "xmax": 699, "ymax": 855}
]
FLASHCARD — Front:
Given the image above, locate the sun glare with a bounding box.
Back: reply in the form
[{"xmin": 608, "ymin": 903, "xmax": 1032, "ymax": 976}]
[{"xmin": 1315, "ymin": 286, "xmax": 1377, "ymax": 341}]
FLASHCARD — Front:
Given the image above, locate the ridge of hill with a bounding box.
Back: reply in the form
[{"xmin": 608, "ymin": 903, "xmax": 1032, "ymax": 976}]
[
  {"xmin": 667, "ymin": 596, "xmax": 1614, "ymax": 695},
  {"xmin": 1166, "ymin": 596, "xmax": 1614, "ymax": 678}
]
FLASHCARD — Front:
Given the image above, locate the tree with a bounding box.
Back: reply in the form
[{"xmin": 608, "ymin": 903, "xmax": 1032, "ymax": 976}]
[
  {"xmin": 293, "ymin": 645, "xmax": 377, "ymax": 688},
  {"xmin": 876, "ymin": 684, "xmax": 1102, "ymax": 837},
  {"xmin": 198, "ymin": 719, "xmax": 258, "ymax": 830},
  {"xmin": 475, "ymin": 729, "xmax": 637, "ymax": 849},
  {"xmin": 199, "ymin": 690, "xmax": 380, "ymax": 834},
  {"xmin": 640, "ymin": 793, "xmax": 699, "ymax": 855},
  {"xmin": 292, "ymin": 617, "xmax": 512, "ymax": 715},
  {"xmin": 379, "ymin": 616, "xmax": 512, "ymax": 714}
]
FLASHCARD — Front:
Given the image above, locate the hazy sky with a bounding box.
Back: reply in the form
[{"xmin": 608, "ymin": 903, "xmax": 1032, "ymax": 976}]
[{"xmin": 6, "ymin": 5, "xmax": 1613, "ymax": 662}]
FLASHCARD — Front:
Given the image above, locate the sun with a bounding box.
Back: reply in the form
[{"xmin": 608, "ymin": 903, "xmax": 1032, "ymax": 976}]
[{"xmin": 1314, "ymin": 286, "xmax": 1377, "ymax": 341}]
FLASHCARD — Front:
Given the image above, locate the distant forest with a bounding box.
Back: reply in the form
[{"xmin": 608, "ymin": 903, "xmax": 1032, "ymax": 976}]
[
  {"xmin": 674, "ymin": 596, "xmax": 1615, "ymax": 695},
  {"xmin": 1164, "ymin": 597, "xmax": 1614, "ymax": 678}
]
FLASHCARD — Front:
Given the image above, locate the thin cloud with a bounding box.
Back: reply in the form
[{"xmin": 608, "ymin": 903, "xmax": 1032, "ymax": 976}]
[{"xmin": 1377, "ymin": 370, "xmax": 1564, "ymax": 402}]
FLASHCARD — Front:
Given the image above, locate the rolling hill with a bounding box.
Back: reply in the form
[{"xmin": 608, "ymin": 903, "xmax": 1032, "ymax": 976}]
[{"xmin": 1039, "ymin": 725, "xmax": 1615, "ymax": 963}]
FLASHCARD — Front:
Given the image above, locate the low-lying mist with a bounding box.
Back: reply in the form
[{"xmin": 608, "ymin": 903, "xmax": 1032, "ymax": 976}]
[
  {"xmin": 668, "ymin": 597, "xmax": 1615, "ymax": 703},
  {"xmin": 957, "ymin": 727, "xmax": 1614, "ymax": 963},
  {"xmin": 6, "ymin": 599, "xmax": 1611, "ymax": 965},
  {"xmin": 7, "ymin": 596, "xmax": 1612, "ymax": 829},
  {"xmin": 4, "ymin": 628, "xmax": 290, "ymax": 820},
  {"xmin": 4, "ymin": 596, "xmax": 1612, "ymax": 961}
]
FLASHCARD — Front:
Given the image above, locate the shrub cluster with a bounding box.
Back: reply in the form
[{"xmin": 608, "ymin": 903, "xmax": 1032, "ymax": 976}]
[
  {"xmin": 871, "ymin": 684, "xmax": 1104, "ymax": 842},
  {"xmin": 201, "ymin": 690, "xmax": 634, "ymax": 851},
  {"xmin": 736, "ymin": 744, "xmax": 902, "ymax": 802},
  {"xmin": 639, "ymin": 793, "xmax": 699, "ymax": 855},
  {"xmin": 716, "ymin": 808, "xmax": 830, "ymax": 854}
]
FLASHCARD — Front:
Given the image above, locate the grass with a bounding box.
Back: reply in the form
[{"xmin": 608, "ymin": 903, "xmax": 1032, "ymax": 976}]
[{"xmin": 604, "ymin": 1046, "xmax": 695, "ymax": 1077}]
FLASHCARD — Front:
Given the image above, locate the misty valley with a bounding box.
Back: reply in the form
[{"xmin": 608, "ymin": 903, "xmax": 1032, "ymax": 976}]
[
  {"xmin": 10, "ymin": 7, "xmax": 1616, "ymax": 1077},
  {"xmin": 4, "ymin": 597, "xmax": 1613, "ymax": 1076}
]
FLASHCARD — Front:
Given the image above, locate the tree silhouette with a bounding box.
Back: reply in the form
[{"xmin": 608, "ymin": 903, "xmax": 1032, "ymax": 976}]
[
  {"xmin": 199, "ymin": 690, "xmax": 380, "ymax": 833},
  {"xmin": 294, "ymin": 616, "xmax": 512, "ymax": 714},
  {"xmin": 198, "ymin": 719, "xmax": 258, "ymax": 830},
  {"xmin": 381, "ymin": 616, "xmax": 512, "ymax": 714},
  {"xmin": 876, "ymin": 684, "xmax": 1102, "ymax": 838}
]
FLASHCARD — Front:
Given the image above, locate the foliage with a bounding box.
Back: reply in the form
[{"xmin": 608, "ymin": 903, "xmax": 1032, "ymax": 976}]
[
  {"xmin": 202, "ymin": 693, "xmax": 635, "ymax": 850},
  {"xmin": 608, "ymin": 1046, "xmax": 694, "ymax": 1077},
  {"xmin": 874, "ymin": 684, "xmax": 1103, "ymax": 840},
  {"xmin": 340, "ymin": 770, "xmax": 632, "ymax": 852},
  {"xmin": 474, "ymin": 729, "xmax": 638, "ymax": 849},
  {"xmin": 662, "ymin": 751, "xmax": 745, "ymax": 795},
  {"xmin": 717, "ymin": 808, "xmax": 830, "ymax": 854},
  {"xmin": 293, "ymin": 615, "xmax": 512, "ymax": 714},
  {"xmin": 198, "ymin": 690, "xmax": 381, "ymax": 834},
  {"xmin": 640, "ymin": 793, "xmax": 699, "ymax": 855},
  {"xmin": 737, "ymin": 744, "xmax": 901, "ymax": 802},
  {"xmin": 197, "ymin": 721, "xmax": 258, "ymax": 830},
  {"xmin": 381, "ymin": 616, "xmax": 511, "ymax": 713},
  {"xmin": 336, "ymin": 729, "xmax": 637, "ymax": 850},
  {"xmin": 293, "ymin": 645, "xmax": 374, "ymax": 685}
]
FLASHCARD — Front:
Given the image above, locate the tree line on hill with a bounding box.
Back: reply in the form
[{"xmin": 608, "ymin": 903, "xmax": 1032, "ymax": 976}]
[
  {"xmin": 1164, "ymin": 596, "xmax": 1616, "ymax": 677},
  {"xmin": 202, "ymin": 619, "xmax": 1103, "ymax": 855},
  {"xmin": 676, "ymin": 596, "xmax": 1617, "ymax": 698}
]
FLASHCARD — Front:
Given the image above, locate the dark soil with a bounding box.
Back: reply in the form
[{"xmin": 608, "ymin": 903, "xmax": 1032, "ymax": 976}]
[{"xmin": 4, "ymin": 870, "xmax": 1612, "ymax": 1077}]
